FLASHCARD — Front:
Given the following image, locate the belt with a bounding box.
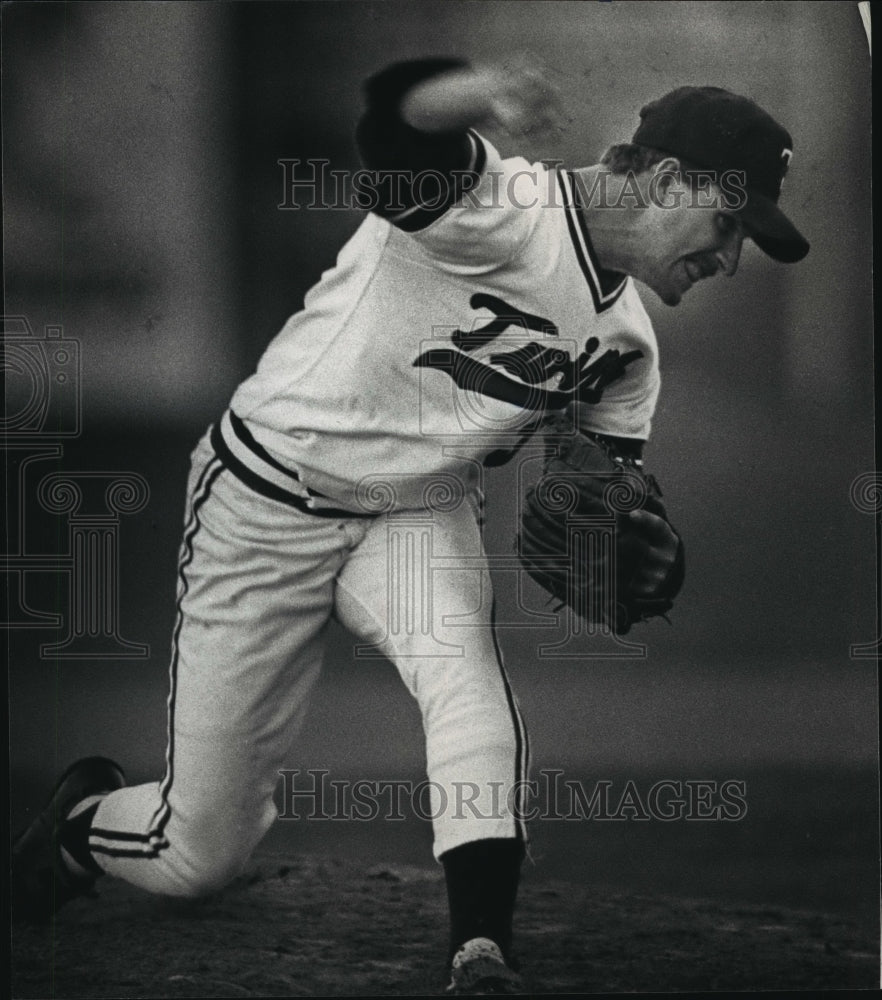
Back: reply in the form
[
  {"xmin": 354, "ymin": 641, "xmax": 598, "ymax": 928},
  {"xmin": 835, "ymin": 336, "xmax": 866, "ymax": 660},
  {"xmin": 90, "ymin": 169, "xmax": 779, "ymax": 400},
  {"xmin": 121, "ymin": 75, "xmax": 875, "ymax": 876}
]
[{"xmin": 210, "ymin": 410, "xmax": 374, "ymax": 519}]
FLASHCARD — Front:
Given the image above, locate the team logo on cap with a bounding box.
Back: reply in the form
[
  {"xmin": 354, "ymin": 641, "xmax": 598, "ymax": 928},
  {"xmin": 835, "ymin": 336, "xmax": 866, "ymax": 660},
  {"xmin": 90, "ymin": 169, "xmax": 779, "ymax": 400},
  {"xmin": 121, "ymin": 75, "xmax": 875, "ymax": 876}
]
[{"xmin": 779, "ymin": 148, "xmax": 793, "ymax": 192}]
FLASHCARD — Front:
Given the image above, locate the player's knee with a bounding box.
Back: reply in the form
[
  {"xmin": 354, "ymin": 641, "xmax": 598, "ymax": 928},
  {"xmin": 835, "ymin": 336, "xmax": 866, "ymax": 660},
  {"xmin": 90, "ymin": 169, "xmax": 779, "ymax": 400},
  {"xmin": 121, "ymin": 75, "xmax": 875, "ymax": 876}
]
[
  {"xmin": 169, "ymin": 812, "xmax": 268, "ymax": 897},
  {"xmin": 173, "ymin": 842, "xmax": 252, "ymax": 898},
  {"xmin": 161, "ymin": 787, "xmax": 277, "ymax": 898},
  {"xmin": 176, "ymin": 869, "xmax": 239, "ymax": 899}
]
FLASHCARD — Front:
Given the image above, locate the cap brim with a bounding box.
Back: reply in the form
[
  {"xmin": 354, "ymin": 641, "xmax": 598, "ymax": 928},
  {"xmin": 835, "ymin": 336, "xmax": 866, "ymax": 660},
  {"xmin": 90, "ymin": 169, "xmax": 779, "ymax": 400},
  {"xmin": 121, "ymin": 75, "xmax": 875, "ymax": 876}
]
[{"xmin": 739, "ymin": 192, "xmax": 810, "ymax": 263}]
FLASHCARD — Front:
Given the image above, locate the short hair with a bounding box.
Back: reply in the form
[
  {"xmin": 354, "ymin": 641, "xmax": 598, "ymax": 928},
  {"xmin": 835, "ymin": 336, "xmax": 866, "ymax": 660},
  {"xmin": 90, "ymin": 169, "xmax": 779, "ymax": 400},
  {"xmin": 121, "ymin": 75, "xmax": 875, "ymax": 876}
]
[
  {"xmin": 599, "ymin": 143, "xmax": 674, "ymax": 175},
  {"xmin": 600, "ymin": 143, "xmax": 711, "ymax": 193}
]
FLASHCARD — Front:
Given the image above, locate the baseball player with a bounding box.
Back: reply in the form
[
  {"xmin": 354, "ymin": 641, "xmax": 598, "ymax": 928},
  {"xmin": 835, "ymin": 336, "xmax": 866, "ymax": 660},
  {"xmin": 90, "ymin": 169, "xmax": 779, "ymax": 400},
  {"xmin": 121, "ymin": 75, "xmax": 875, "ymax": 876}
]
[{"xmin": 13, "ymin": 56, "xmax": 808, "ymax": 994}]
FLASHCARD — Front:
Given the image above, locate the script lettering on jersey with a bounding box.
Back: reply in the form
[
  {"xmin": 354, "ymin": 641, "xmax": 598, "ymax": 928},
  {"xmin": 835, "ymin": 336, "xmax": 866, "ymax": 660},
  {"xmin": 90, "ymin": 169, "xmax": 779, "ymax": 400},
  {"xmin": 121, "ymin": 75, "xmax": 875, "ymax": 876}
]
[{"xmin": 414, "ymin": 292, "xmax": 643, "ymax": 411}]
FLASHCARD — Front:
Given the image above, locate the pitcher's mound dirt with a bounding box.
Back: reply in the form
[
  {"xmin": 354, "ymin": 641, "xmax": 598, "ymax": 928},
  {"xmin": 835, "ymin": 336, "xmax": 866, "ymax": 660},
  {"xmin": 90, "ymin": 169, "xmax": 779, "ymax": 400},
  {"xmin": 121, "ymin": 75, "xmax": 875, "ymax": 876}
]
[{"xmin": 12, "ymin": 852, "xmax": 878, "ymax": 996}]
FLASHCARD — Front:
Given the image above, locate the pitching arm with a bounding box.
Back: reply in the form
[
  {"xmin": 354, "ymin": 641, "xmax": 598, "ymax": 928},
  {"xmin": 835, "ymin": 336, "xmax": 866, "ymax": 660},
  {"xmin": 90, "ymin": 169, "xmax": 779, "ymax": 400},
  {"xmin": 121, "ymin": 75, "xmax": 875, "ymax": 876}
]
[{"xmin": 355, "ymin": 57, "xmax": 561, "ymax": 235}]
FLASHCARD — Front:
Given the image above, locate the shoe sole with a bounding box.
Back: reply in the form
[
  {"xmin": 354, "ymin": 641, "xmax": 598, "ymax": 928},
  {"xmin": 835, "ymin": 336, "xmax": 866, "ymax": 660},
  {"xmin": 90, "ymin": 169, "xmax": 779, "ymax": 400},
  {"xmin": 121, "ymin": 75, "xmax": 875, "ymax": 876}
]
[{"xmin": 448, "ymin": 955, "xmax": 524, "ymax": 995}]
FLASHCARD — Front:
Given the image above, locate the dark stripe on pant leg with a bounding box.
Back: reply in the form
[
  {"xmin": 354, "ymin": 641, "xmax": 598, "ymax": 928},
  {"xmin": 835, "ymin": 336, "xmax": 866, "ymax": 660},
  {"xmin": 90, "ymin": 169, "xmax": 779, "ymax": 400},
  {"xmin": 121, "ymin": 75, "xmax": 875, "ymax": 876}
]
[
  {"xmin": 91, "ymin": 452, "xmax": 224, "ymax": 858},
  {"xmin": 88, "ymin": 827, "xmax": 170, "ymax": 854},
  {"xmin": 89, "ymin": 827, "xmax": 160, "ymax": 842},
  {"xmin": 90, "ymin": 844, "xmax": 167, "ymax": 859},
  {"xmin": 489, "ymin": 599, "xmax": 530, "ymax": 843},
  {"xmin": 149, "ymin": 458, "xmax": 225, "ymax": 848}
]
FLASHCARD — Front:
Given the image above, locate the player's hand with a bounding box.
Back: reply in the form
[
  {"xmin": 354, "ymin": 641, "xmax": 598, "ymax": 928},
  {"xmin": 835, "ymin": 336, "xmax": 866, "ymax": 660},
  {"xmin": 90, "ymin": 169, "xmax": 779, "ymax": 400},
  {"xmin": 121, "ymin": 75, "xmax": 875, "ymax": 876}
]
[
  {"xmin": 475, "ymin": 52, "xmax": 565, "ymax": 137},
  {"xmin": 622, "ymin": 509, "xmax": 681, "ymax": 597}
]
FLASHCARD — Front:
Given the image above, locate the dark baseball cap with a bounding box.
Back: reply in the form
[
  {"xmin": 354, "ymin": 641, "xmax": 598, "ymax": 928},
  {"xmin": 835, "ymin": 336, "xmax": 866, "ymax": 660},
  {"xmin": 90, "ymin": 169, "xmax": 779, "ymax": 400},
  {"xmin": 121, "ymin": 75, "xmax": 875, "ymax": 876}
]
[{"xmin": 633, "ymin": 86, "xmax": 809, "ymax": 262}]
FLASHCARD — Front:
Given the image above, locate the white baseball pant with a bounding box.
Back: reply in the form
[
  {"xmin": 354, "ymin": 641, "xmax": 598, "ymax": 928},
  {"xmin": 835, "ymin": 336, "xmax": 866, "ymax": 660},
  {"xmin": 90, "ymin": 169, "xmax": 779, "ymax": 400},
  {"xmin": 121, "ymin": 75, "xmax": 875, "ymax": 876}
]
[{"xmin": 87, "ymin": 426, "xmax": 529, "ymax": 897}]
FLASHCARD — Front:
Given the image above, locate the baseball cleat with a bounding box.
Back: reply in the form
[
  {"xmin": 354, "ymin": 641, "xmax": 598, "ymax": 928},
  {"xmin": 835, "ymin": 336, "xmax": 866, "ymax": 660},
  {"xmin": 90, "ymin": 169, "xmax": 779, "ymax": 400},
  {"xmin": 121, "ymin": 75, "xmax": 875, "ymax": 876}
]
[
  {"xmin": 446, "ymin": 937, "xmax": 524, "ymax": 995},
  {"xmin": 11, "ymin": 756, "xmax": 126, "ymax": 922}
]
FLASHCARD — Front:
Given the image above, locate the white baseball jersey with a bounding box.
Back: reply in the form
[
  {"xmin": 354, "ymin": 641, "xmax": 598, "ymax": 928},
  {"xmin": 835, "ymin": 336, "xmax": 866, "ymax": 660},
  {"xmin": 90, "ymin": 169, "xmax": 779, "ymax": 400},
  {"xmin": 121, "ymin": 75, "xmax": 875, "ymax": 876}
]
[{"xmin": 222, "ymin": 105, "xmax": 660, "ymax": 516}]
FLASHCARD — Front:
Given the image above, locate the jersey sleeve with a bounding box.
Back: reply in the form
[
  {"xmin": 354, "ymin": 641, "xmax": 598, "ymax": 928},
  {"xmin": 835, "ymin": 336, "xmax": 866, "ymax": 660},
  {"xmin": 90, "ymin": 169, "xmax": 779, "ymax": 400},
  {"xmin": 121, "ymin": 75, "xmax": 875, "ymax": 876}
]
[
  {"xmin": 355, "ymin": 59, "xmax": 488, "ymax": 231},
  {"xmin": 355, "ymin": 59, "xmax": 541, "ymax": 270}
]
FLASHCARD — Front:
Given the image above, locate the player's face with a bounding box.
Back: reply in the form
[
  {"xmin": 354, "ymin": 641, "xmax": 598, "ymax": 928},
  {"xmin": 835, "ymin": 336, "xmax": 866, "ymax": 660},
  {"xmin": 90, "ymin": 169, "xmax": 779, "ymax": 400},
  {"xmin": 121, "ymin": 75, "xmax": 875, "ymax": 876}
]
[{"xmin": 640, "ymin": 178, "xmax": 746, "ymax": 307}]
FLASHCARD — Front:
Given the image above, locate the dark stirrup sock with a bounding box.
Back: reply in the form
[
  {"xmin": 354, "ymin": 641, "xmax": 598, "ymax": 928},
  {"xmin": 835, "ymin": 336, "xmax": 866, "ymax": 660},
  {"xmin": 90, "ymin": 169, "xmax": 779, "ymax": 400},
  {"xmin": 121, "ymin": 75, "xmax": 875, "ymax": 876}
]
[
  {"xmin": 58, "ymin": 801, "xmax": 104, "ymax": 876},
  {"xmin": 441, "ymin": 837, "xmax": 525, "ymax": 963}
]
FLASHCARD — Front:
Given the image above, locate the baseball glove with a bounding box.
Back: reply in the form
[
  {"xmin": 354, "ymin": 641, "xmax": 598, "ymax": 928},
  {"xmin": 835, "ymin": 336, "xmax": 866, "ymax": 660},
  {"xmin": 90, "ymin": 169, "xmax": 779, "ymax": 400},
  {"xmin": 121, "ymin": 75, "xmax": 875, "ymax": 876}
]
[{"xmin": 518, "ymin": 412, "xmax": 684, "ymax": 635}]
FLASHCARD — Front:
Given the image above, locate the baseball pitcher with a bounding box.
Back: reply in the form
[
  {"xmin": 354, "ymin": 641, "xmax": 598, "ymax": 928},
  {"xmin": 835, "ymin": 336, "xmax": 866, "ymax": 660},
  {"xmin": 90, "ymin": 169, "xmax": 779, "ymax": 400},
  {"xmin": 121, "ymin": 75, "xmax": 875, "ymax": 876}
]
[{"xmin": 13, "ymin": 56, "xmax": 809, "ymax": 994}]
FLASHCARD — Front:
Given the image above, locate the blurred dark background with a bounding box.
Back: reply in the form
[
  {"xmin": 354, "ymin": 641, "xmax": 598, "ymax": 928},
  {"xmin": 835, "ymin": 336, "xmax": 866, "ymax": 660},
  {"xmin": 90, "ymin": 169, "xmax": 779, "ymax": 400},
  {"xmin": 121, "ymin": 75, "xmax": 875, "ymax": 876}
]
[{"xmin": 4, "ymin": 2, "xmax": 878, "ymax": 927}]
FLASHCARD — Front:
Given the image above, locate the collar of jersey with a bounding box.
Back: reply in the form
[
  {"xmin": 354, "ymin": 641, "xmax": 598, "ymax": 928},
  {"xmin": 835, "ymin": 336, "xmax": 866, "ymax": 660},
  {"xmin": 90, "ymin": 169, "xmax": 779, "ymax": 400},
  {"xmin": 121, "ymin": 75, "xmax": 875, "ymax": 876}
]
[{"xmin": 557, "ymin": 169, "xmax": 628, "ymax": 314}]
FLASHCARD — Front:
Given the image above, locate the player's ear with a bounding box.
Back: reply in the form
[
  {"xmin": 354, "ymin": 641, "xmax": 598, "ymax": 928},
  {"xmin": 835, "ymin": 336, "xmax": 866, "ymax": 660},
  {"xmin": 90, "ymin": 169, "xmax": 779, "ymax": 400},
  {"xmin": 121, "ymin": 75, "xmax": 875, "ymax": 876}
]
[{"xmin": 650, "ymin": 157, "xmax": 684, "ymax": 195}]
